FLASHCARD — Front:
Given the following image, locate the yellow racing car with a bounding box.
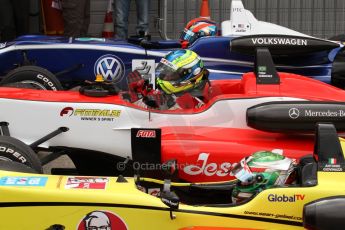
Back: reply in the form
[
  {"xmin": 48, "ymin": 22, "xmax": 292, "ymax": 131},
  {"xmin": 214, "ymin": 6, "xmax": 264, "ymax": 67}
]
[{"xmin": 0, "ymin": 123, "xmax": 344, "ymax": 230}]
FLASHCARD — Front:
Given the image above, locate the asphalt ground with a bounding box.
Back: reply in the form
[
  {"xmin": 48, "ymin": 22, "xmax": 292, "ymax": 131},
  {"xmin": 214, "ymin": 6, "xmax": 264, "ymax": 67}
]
[{"xmin": 38, "ymin": 152, "xmax": 75, "ymax": 174}]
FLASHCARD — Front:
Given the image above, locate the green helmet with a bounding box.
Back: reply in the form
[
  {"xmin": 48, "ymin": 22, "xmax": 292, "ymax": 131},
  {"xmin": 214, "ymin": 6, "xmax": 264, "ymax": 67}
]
[{"xmin": 231, "ymin": 151, "xmax": 296, "ymax": 203}]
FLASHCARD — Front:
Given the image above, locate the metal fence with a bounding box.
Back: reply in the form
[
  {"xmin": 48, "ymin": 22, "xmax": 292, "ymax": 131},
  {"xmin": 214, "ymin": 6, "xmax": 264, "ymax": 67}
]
[
  {"xmin": 88, "ymin": 0, "xmax": 345, "ymax": 40},
  {"xmin": 156, "ymin": 0, "xmax": 345, "ymax": 40}
]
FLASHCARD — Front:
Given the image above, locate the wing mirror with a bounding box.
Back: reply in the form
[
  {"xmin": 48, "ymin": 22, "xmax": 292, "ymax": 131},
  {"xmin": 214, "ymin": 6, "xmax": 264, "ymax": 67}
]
[
  {"xmin": 161, "ymin": 190, "xmax": 179, "ymax": 210},
  {"xmin": 160, "ymin": 179, "xmax": 179, "ymax": 220}
]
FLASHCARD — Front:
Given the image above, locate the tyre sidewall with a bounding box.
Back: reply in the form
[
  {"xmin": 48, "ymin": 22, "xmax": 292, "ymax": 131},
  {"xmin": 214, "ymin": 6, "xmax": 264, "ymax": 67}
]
[
  {"xmin": 0, "ymin": 136, "xmax": 43, "ymax": 173},
  {"xmin": 1, "ymin": 66, "xmax": 63, "ymax": 91},
  {"xmin": 0, "ymin": 161, "xmax": 38, "ymax": 173}
]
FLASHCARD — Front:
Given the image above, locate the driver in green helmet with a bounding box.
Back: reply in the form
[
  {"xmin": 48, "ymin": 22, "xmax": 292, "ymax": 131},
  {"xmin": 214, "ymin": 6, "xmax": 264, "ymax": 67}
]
[{"xmin": 231, "ymin": 150, "xmax": 297, "ymax": 203}]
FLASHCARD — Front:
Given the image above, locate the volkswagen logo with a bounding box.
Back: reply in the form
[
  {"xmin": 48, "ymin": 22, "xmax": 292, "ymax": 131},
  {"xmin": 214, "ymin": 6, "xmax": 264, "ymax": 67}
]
[
  {"xmin": 94, "ymin": 54, "xmax": 125, "ymax": 82},
  {"xmin": 289, "ymin": 108, "xmax": 300, "ymax": 119}
]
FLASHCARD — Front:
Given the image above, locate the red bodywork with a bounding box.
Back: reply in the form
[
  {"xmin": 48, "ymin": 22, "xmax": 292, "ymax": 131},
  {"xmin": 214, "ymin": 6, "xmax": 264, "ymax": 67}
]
[
  {"xmin": 0, "ymin": 72, "xmax": 343, "ymax": 110},
  {"xmin": 160, "ymin": 73, "xmax": 345, "ymax": 182},
  {"xmin": 0, "ymin": 72, "xmax": 345, "ymax": 182},
  {"xmin": 161, "ymin": 126, "xmax": 315, "ymax": 182}
]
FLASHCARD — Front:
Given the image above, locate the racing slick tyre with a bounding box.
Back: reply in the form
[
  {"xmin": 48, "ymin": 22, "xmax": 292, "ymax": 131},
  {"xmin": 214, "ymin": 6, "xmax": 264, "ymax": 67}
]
[
  {"xmin": 0, "ymin": 161, "xmax": 38, "ymax": 173},
  {"xmin": 0, "ymin": 66, "xmax": 63, "ymax": 91},
  {"xmin": 0, "ymin": 136, "xmax": 43, "ymax": 173}
]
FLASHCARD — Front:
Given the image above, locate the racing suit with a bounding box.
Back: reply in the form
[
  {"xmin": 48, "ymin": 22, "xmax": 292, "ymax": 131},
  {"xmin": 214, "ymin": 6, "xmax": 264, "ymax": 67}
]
[
  {"xmin": 123, "ymin": 70, "xmax": 205, "ymax": 110},
  {"xmin": 133, "ymin": 91, "xmax": 205, "ymax": 110}
]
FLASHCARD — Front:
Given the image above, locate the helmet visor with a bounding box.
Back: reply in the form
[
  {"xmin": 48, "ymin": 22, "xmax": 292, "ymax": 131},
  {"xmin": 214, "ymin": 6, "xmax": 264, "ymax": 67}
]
[
  {"xmin": 180, "ymin": 28, "xmax": 198, "ymax": 44},
  {"xmin": 231, "ymin": 158, "xmax": 254, "ymax": 182},
  {"xmin": 156, "ymin": 59, "xmax": 181, "ymax": 81}
]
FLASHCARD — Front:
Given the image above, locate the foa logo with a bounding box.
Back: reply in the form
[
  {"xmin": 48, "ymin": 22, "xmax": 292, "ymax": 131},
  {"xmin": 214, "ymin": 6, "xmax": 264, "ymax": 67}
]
[{"xmin": 136, "ymin": 130, "xmax": 156, "ymax": 138}]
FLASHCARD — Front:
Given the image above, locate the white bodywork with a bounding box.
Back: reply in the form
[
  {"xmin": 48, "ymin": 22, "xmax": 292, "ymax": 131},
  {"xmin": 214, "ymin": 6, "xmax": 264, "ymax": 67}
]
[
  {"xmin": 0, "ymin": 96, "xmax": 304, "ymax": 159},
  {"xmin": 222, "ymin": 0, "xmax": 310, "ymax": 37}
]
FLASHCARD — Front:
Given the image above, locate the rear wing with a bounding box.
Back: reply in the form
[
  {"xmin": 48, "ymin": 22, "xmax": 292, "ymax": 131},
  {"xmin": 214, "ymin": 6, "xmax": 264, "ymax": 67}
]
[
  {"xmin": 230, "ymin": 34, "xmax": 340, "ymax": 56},
  {"xmin": 222, "ymin": 0, "xmax": 311, "ymax": 37}
]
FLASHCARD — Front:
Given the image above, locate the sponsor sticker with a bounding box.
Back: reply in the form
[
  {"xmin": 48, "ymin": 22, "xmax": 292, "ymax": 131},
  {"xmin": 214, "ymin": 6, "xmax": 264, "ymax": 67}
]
[
  {"xmin": 75, "ymin": 38, "xmax": 106, "ymax": 42},
  {"xmin": 136, "ymin": 130, "xmax": 156, "ymax": 138},
  {"xmin": 77, "ymin": 210, "xmax": 128, "ymax": 230},
  {"xmin": 288, "ymin": 108, "xmax": 300, "ymax": 119},
  {"xmin": 319, "ymin": 162, "xmax": 345, "ymax": 172},
  {"xmin": 257, "ymin": 65, "xmax": 272, "ymax": 78},
  {"xmin": 132, "ymin": 59, "xmax": 156, "ymax": 89},
  {"xmin": 329, "ymin": 158, "xmax": 337, "ymax": 164},
  {"xmin": 235, "ymin": 23, "xmax": 249, "ymax": 33},
  {"xmin": 183, "ymin": 153, "xmax": 232, "ymax": 177},
  {"xmin": 65, "ymin": 177, "xmax": 108, "ymax": 189},
  {"xmin": 235, "ymin": 29, "xmax": 248, "ymax": 33},
  {"xmin": 183, "ymin": 150, "xmax": 289, "ymax": 177},
  {"xmin": 244, "ymin": 210, "xmax": 302, "ymax": 221},
  {"xmin": 94, "ymin": 54, "xmax": 125, "ymax": 82},
  {"xmin": 258, "ymin": 66, "xmax": 267, "ymax": 74},
  {"xmin": 148, "ymin": 188, "xmax": 160, "ymax": 196},
  {"xmin": 288, "ymin": 108, "xmax": 345, "ymax": 120},
  {"xmin": 0, "ymin": 176, "xmax": 47, "ymax": 186},
  {"xmin": 60, "ymin": 107, "xmax": 121, "ymax": 122},
  {"xmin": 251, "ymin": 37, "xmax": 308, "ymax": 46},
  {"xmin": 232, "ymin": 7, "xmax": 243, "ymax": 12},
  {"xmin": 267, "ymin": 194, "xmax": 305, "ymax": 202},
  {"xmin": 160, "ymin": 58, "xmax": 178, "ymax": 70}
]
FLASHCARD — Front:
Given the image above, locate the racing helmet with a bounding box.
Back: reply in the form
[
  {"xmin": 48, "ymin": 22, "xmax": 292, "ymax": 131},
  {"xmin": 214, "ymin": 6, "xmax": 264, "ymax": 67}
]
[
  {"xmin": 180, "ymin": 17, "xmax": 217, "ymax": 47},
  {"xmin": 156, "ymin": 49, "xmax": 208, "ymax": 95},
  {"xmin": 231, "ymin": 151, "xmax": 296, "ymax": 203}
]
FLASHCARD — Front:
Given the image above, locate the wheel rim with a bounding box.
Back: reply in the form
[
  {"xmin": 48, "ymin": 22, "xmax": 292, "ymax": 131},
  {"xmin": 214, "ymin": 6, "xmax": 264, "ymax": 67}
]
[
  {"xmin": 20, "ymin": 80, "xmax": 48, "ymax": 90},
  {"xmin": 0, "ymin": 156, "xmax": 13, "ymax": 162}
]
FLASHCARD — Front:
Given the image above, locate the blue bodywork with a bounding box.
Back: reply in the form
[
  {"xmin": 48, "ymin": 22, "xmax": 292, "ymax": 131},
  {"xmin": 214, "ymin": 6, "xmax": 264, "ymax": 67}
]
[{"xmin": 0, "ymin": 35, "xmax": 341, "ymax": 89}]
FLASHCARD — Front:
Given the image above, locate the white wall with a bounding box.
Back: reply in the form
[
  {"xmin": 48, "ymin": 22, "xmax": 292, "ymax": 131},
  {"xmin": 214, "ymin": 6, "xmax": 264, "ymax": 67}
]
[{"xmin": 29, "ymin": 0, "xmax": 345, "ymax": 39}]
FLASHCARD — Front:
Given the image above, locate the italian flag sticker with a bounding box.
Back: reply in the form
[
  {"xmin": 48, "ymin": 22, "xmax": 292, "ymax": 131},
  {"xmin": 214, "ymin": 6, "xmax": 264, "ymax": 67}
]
[{"xmin": 329, "ymin": 158, "xmax": 337, "ymax": 164}]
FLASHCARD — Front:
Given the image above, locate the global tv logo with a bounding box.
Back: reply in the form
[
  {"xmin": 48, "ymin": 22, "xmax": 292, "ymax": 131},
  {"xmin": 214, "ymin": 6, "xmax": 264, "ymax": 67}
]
[
  {"xmin": 268, "ymin": 194, "xmax": 305, "ymax": 202},
  {"xmin": 94, "ymin": 54, "xmax": 125, "ymax": 82}
]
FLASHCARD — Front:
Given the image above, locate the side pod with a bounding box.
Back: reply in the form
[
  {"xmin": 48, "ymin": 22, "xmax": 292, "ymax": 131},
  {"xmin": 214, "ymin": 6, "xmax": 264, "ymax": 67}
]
[{"xmin": 303, "ymin": 196, "xmax": 345, "ymax": 230}]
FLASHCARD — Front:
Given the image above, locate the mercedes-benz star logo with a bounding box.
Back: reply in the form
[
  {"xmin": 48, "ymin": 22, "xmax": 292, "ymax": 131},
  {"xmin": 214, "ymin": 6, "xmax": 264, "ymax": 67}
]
[
  {"xmin": 94, "ymin": 54, "xmax": 125, "ymax": 82},
  {"xmin": 289, "ymin": 108, "xmax": 300, "ymax": 119}
]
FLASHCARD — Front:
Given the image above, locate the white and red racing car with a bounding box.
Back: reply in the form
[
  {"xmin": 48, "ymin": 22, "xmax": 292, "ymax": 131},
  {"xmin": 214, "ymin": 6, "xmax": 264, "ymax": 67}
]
[{"xmin": 1, "ymin": 49, "xmax": 345, "ymax": 182}]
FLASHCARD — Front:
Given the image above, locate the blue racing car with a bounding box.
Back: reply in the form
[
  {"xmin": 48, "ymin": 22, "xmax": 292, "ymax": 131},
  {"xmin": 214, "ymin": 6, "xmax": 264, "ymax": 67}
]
[{"xmin": 0, "ymin": 0, "xmax": 344, "ymax": 90}]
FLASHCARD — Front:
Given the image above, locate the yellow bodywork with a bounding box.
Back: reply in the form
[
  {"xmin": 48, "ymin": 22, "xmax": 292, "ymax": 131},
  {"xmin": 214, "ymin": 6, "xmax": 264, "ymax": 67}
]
[
  {"xmin": 0, "ymin": 170, "xmax": 344, "ymax": 230},
  {"xmin": 0, "ymin": 139, "xmax": 344, "ymax": 229}
]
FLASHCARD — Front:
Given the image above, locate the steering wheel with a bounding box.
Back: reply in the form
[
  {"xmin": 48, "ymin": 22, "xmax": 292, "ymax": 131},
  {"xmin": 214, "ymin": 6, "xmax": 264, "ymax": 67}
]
[{"xmin": 79, "ymin": 82, "xmax": 119, "ymax": 97}]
